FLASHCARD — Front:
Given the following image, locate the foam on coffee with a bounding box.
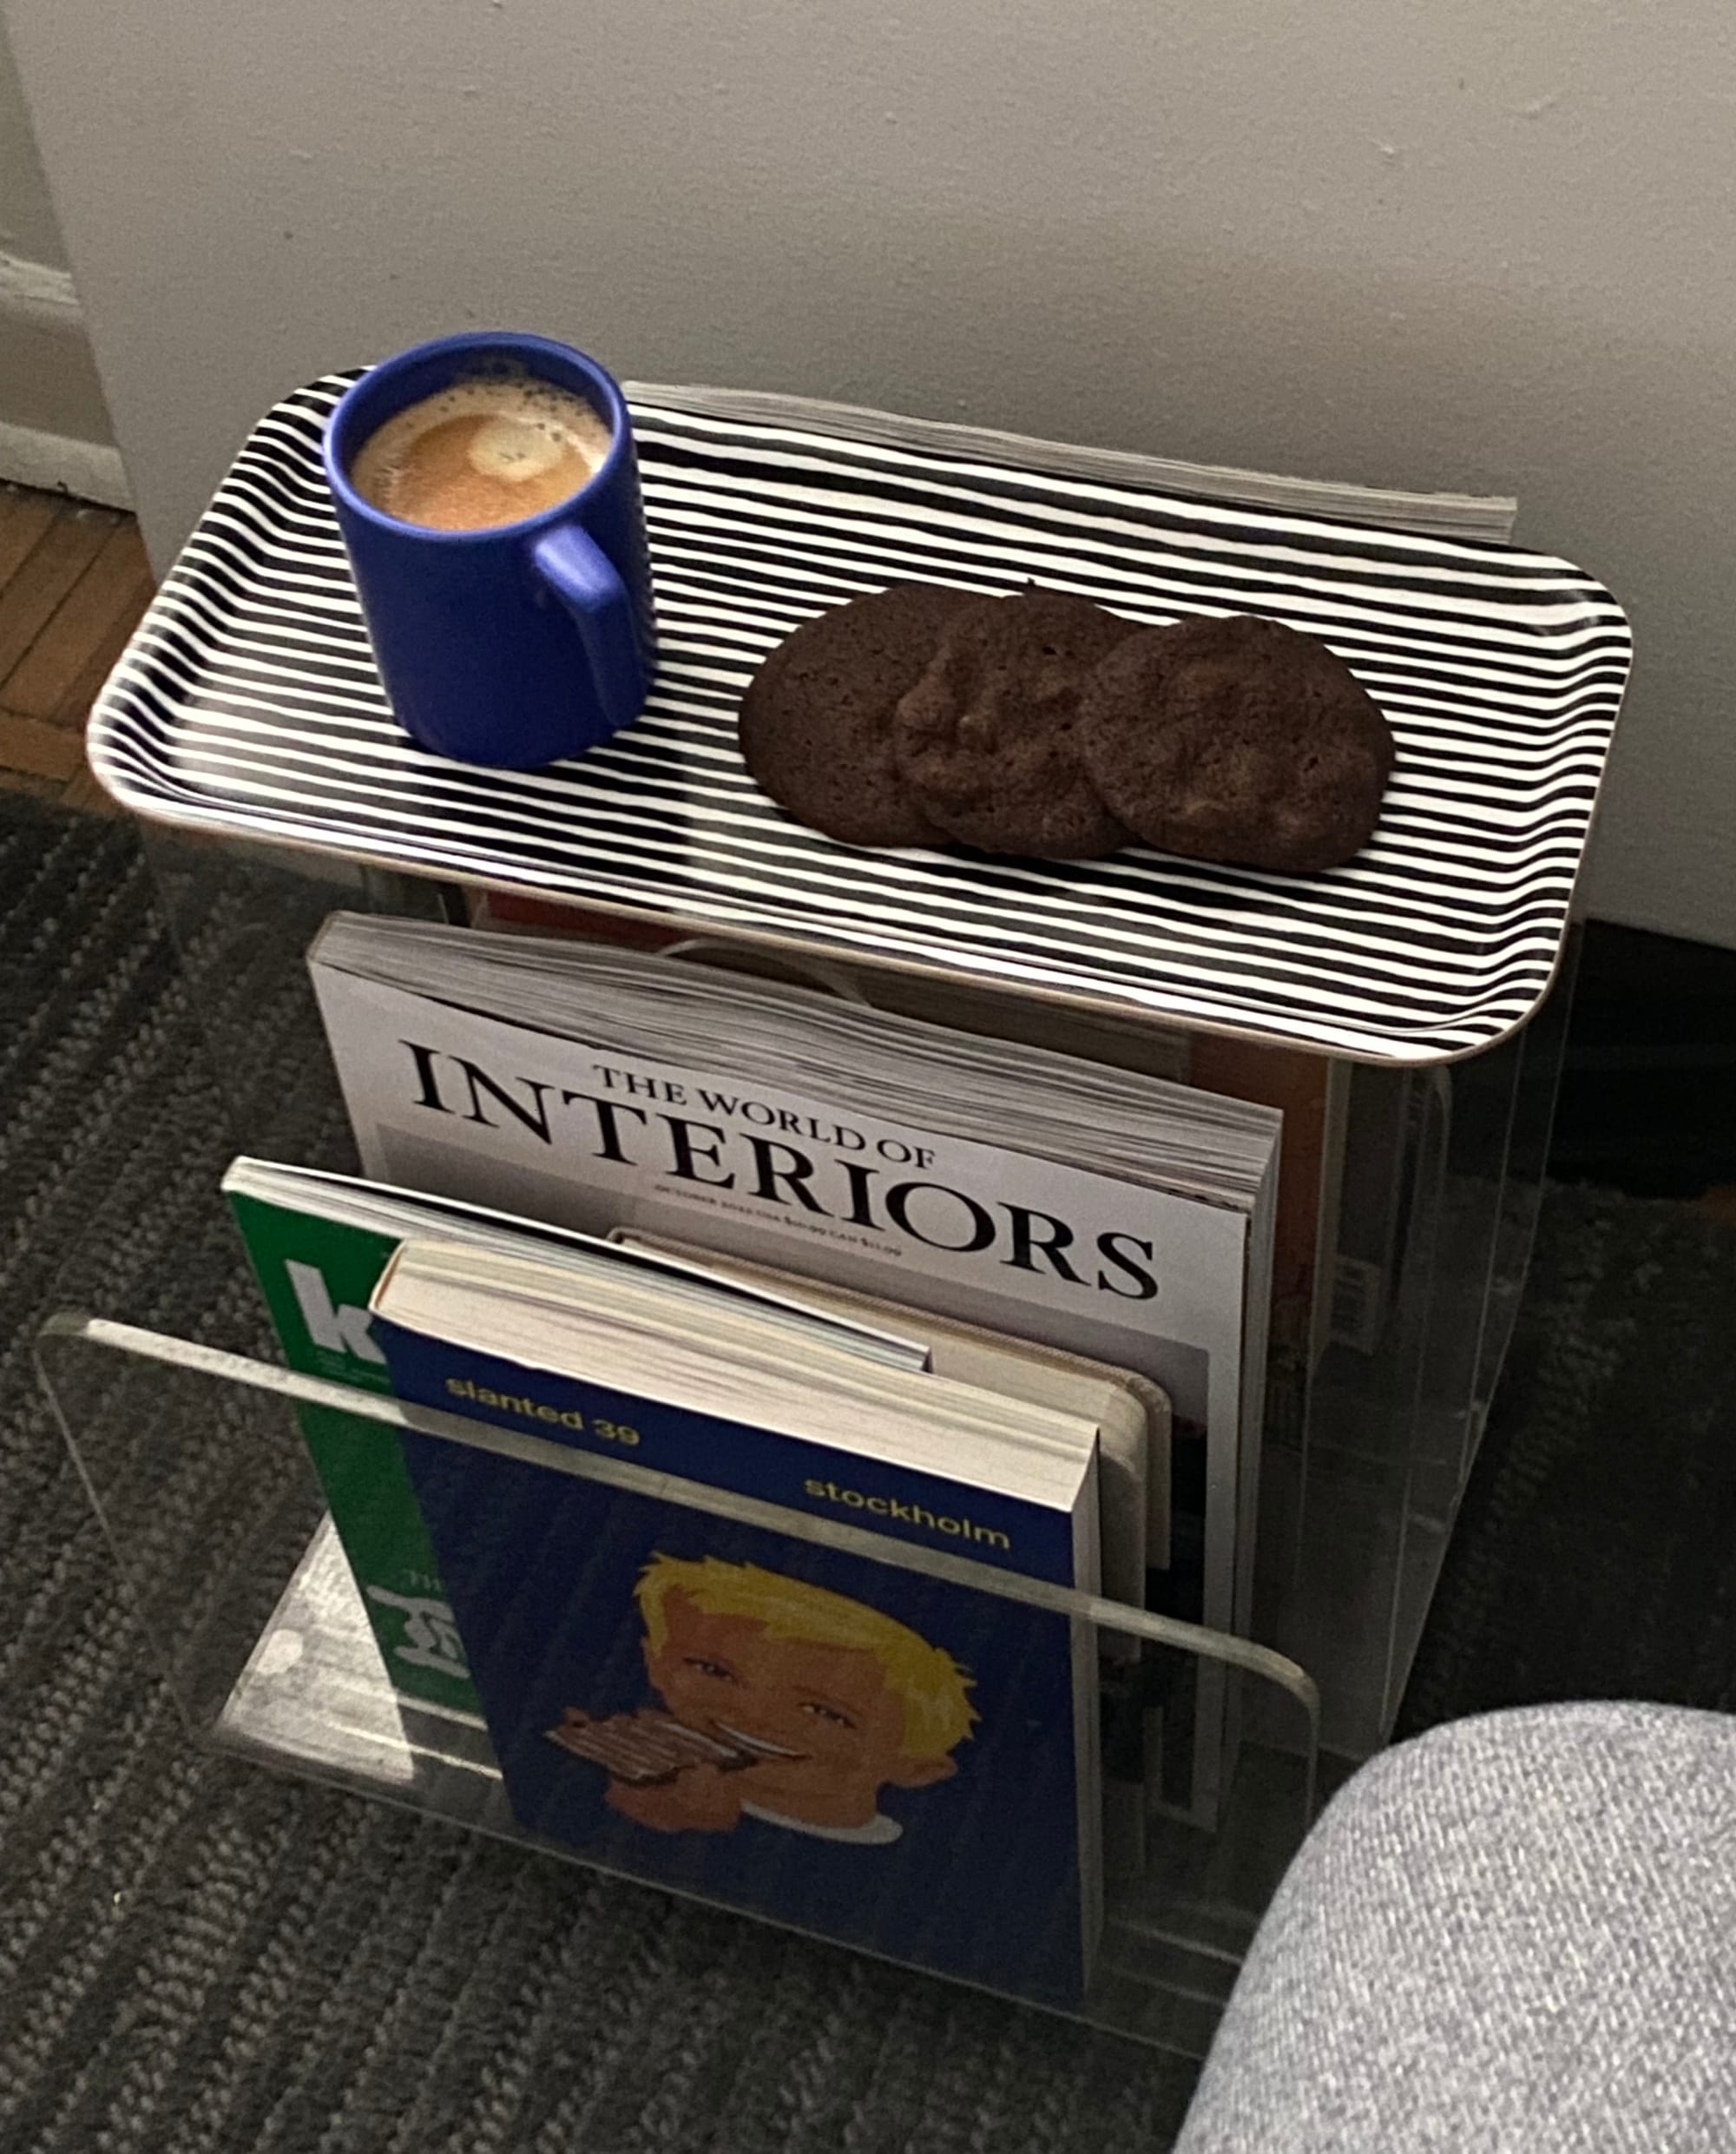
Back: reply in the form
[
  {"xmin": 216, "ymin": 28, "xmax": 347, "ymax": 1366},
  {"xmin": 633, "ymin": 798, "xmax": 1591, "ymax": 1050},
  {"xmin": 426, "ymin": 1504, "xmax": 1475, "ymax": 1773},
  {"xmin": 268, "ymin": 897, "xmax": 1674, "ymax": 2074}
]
[{"xmin": 350, "ymin": 374, "xmax": 614, "ymax": 531}]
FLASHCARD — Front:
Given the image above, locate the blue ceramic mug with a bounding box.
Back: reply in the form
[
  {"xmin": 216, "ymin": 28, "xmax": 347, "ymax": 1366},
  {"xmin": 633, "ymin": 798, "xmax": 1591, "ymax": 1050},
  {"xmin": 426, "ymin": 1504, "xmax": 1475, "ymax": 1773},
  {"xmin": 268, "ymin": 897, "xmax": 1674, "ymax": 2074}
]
[{"xmin": 323, "ymin": 331, "xmax": 655, "ymax": 768}]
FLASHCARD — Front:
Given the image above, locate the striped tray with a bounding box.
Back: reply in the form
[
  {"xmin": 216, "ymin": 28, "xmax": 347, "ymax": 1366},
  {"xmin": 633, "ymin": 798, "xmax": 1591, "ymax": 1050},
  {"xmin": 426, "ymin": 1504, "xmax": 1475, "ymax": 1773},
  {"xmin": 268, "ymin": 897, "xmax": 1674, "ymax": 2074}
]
[{"xmin": 90, "ymin": 375, "xmax": 1630, "ymax": 1064}]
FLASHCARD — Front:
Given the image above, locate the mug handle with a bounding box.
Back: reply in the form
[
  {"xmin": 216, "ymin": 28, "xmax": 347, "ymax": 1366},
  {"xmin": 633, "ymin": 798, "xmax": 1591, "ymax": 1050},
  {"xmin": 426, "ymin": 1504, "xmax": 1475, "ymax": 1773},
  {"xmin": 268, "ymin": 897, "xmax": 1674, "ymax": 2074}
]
[{"xmin": 530, "ymin": 524, "xmax": 648, "ymax": 739}]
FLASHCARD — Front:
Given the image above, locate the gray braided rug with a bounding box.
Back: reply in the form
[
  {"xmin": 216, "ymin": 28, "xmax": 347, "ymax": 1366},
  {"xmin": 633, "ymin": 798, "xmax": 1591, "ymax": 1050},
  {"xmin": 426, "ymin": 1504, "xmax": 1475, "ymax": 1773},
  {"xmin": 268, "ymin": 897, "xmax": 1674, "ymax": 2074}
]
[{"xmin": 3, "ymin": 794, "xmax": 1733, "ymax": 2154}]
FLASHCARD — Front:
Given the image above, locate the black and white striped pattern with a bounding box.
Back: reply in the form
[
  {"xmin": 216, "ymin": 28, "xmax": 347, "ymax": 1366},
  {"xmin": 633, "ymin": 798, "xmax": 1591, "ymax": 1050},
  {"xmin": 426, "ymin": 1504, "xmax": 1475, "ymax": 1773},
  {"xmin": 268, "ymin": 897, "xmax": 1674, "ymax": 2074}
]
[{"xmin": 89, "ymin": 374, "xmax": 1630, "ymax": 1064}]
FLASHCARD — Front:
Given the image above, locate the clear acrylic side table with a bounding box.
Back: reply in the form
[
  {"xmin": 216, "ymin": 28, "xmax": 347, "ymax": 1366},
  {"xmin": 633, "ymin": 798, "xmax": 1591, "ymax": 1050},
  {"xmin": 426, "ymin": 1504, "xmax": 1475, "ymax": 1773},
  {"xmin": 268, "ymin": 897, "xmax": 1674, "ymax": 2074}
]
[
  {"xmin": 53, "ymin": 379, "xmax": 1624, "ymax": 2052},
  {"xmin": 36, "ymin": 814, "xmax": 1580, "ymax": 2054}
]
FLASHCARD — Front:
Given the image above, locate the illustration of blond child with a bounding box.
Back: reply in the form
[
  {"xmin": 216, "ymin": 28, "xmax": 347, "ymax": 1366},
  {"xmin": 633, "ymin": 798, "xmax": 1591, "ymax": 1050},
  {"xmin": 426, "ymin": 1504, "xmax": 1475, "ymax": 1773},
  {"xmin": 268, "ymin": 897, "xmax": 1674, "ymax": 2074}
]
[{"xmin": 548, "ymin": 1554, "xmax": 978, "ymax": 1842}]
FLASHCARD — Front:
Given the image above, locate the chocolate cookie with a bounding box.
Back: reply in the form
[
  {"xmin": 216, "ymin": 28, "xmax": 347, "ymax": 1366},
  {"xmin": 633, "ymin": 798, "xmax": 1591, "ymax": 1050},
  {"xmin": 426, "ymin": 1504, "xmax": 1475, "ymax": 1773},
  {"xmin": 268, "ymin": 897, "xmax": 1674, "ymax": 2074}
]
[
  {"xmin": 1080, "ymin": 615, "xmax": 1397, "ymax": 874},
  {"xmin": 737, "ymin": 583, "xmax": 977, "ymax": 847},
  {"xmin": 892, "ymin": 588, "xmax": 1139, "ymax": 858}
]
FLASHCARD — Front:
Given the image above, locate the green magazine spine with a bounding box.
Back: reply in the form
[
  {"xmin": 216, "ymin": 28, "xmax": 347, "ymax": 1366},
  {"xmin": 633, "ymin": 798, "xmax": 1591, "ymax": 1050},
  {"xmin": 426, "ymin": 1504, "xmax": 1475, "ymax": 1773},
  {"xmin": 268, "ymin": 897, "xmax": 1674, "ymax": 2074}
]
[{"xmin": 226, "ymin": 1189, "xmax": 481, "ymax": 1716}]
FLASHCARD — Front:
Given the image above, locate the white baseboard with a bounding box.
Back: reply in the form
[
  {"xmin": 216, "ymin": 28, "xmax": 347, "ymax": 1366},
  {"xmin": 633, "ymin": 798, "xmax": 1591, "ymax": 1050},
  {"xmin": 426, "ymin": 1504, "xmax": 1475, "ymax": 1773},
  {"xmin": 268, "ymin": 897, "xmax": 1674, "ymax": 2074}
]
[
  {"xmin": 0, "ymin": 249, "xmax": 82, "ymax": 333},
  {"xmin": 0, "ymin": 250, "xmax": 129, "ymax": 508},
  {"xmin": 0, "ymin": 417, "xmax": 129, "ymax": 508}
]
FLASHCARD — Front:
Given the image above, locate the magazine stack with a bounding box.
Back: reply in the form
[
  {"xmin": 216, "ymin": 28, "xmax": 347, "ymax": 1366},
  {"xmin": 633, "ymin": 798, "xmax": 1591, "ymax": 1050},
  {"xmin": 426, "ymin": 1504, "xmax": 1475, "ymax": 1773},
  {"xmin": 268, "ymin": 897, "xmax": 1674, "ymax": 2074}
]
[{"xmin": 204, "ymin": 913, "xmax": 1287, "ymax": 2002}]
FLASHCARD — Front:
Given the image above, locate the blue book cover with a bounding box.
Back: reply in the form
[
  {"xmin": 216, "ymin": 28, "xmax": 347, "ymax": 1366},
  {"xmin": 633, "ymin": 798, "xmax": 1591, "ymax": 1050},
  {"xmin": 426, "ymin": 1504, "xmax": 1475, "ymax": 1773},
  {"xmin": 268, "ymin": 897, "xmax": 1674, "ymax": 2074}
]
[{"xmin": 372, "ymin": 1317, "xmax": 1101, "ymax": 2005}]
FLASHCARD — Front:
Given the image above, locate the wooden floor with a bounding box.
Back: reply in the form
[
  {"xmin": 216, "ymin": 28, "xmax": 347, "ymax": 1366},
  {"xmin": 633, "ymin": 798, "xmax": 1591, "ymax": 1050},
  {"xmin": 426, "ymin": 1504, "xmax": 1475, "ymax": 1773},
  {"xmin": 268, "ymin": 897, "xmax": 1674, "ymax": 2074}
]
[{"xmin": 0, "ymin": 482, "xmax": 156, "ymax": 814}]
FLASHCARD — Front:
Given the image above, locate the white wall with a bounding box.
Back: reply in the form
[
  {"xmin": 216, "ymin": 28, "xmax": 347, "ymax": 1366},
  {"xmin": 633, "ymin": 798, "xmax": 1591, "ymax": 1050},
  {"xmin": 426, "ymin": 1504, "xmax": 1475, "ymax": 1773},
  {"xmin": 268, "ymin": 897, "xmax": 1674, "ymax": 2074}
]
[
  {"xmin": 7, "ymin": 0, "xmax": 1733, "ymax": 943},
  {"xmin": 0, "ymin": 19, "xmax": 118, "ymax": 490},
  {"xmin": 0, "ymin": 19, "xmax": 62, "ymax": 267}
]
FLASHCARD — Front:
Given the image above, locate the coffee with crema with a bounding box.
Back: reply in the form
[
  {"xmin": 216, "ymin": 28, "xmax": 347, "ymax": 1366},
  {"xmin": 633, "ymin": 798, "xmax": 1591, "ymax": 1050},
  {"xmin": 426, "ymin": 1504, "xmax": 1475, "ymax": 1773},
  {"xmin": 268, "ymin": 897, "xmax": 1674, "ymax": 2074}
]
[{"xmin": 350, "ymin": 376, "xmax": 613, "ymax": 532}]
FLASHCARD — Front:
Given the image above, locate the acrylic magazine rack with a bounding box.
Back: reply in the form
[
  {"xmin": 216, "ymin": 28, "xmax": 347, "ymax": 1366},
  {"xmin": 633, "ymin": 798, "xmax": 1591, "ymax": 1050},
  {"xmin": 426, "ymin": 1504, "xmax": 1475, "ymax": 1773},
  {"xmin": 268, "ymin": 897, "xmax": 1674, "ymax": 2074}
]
[
  {"xmin": 65, "ymin": 375, "xmax": 1624, "ymax": 2053},
  {"xmin": 36, "ymin": 1311, "xmax": 1319, "ymax": 2058}
]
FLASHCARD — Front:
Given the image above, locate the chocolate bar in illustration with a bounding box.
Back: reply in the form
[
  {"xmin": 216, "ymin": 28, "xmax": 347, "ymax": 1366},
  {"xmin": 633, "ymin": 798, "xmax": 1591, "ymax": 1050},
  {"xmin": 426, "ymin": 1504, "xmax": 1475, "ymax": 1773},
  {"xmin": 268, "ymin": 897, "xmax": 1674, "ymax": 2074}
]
[{"xmin": 546, "ymin": 1709, "xmax": 756, "ymax": 1784}]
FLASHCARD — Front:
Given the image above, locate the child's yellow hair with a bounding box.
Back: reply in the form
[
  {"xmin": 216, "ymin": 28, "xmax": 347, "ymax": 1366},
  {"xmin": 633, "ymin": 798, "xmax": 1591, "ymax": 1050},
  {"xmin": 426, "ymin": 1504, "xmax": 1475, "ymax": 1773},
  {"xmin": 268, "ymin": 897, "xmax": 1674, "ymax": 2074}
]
[{"xmin": 635, "ymin": 1554, "xmax": 977, "ymax": 1758}]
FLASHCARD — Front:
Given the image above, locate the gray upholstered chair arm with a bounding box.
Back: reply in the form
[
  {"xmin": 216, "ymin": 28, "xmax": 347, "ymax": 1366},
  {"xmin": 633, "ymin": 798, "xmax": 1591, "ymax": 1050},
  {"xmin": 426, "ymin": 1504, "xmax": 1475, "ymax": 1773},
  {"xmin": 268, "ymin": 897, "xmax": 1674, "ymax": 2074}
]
[{"xmin": 1176, "ymin": 1703, "xmax": 1736, "ymax": 2153}]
